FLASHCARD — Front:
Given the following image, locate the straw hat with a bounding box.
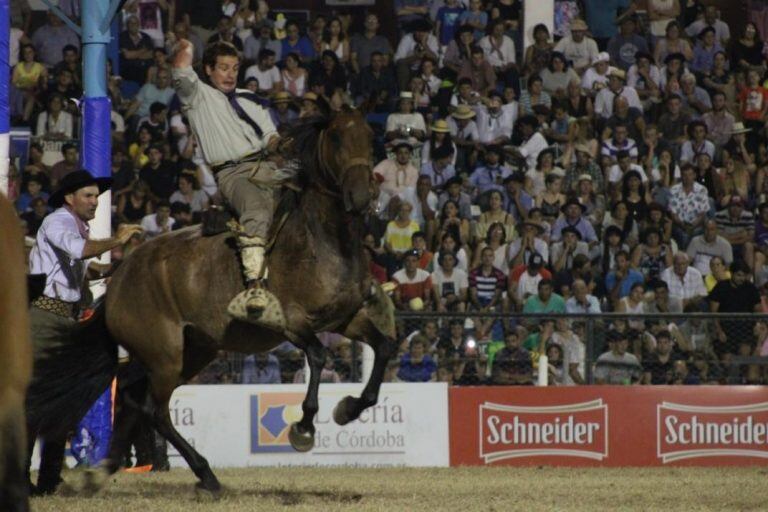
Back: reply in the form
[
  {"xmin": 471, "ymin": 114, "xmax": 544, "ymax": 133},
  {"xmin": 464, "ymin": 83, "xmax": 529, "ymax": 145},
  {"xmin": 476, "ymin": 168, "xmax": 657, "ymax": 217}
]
[
  {"xmin": 399, "ymin": 91, "xmax": 414, "ymax": 100},
  {"xmin": 730, "ymin": 122, "xmax": 752, "ymax": 134},
  {"xmin": 570, "ymin": 19, "xmax": 588, "ymax": 32},
  {"xmin": 574, "ymin": 143, "xmax": 592, "ymax": 156},
  {"xmin": 302, "ymin": 92, "xmax": 318, "ymax": 102},
  {"xmin": 272, "ymin": 91, "xmax": 291, "ymax": 104},
  {"xmin": 608, "ymin": 68, "xmax": 626, "ymax": 80},
  {"xmin": 431, "ymin": 119, "xmax": 450, "ymax": 133},
  {"xmin": 577, "ymin": 173, "xmax": 593, "ymax": 182},
  {"xmin": 452, "ymin": 105, "xmax": 476, "ymax": 120}
]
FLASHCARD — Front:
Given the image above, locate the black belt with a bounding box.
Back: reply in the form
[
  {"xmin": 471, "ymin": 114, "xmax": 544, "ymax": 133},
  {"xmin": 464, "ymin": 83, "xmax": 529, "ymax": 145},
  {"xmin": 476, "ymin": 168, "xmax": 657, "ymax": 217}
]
[
  {"xmin": 31, "ymin": 296, "xmax": 78, "ymax": 319},
  {"xmin": 212, "ymin": 150, "xmax": 267, "ymax": 175}
]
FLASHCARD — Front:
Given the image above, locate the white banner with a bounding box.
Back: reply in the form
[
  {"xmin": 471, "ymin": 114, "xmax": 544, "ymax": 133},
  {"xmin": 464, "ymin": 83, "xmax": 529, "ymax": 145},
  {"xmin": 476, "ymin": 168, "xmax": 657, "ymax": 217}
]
[{"xmin": 168, "ymin": 383, "xmax": 449, "ymax": 468}]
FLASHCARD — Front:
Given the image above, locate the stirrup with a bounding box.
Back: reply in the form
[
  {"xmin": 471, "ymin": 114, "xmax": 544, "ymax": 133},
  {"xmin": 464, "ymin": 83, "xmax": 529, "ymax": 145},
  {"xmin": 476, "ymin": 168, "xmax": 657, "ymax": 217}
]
[{"xmin": 227, "ymin": 286, "xmax": 286, "ymax": 330}]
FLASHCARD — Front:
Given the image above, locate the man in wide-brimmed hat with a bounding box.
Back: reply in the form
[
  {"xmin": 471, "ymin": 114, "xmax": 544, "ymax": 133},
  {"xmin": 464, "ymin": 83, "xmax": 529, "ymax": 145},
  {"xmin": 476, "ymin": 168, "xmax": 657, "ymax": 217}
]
[
  {"xmin": 551, "ymin": 196, "xmax": 598, "ymax": 246},
  {"xmin": 27, "ymin": 170, "xmax": 142, "ymax": 495},
  {"xmin": 385, "ymin": 91, "xmax": 427, "ymax": 146},
  {"xmin": 554, "ymin": 18, "xmax": 599, "ymax": 73},
  {"xmin": 595, "ymin": 66, "xmax": 641, "ymax": 119},
  {"xmin": 269, "ymin": 90, "xmax": 297, "ymax": 128},
  {"xmin": 449, "ymin": 105, "xmax": 480, "ymax": 170}
]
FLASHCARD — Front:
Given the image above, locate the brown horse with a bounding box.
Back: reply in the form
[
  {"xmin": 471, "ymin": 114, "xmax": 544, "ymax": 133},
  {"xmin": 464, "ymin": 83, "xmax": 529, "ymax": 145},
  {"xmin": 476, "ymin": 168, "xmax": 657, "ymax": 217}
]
[
  {"xmin": 100, "ymin": 108, "xmax": 397, "ymax": 492},
  {"xmin": 0, "ymin": 193, "xmax": 32, "ymax": 512}
]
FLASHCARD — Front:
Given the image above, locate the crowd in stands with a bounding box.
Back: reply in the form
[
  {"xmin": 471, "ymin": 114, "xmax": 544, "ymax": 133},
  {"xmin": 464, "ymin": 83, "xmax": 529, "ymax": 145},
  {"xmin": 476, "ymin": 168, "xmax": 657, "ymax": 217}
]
[{"xmin": 7, "ymin": 0, "xmax": 768, "ymax": 386}]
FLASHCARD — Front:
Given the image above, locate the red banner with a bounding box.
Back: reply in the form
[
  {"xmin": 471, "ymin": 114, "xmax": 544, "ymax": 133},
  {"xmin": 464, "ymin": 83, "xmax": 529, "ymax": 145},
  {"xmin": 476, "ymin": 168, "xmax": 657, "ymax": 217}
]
[{"xmin": 449, "ymin": 386, "xmax": 768, "ymax": 467}]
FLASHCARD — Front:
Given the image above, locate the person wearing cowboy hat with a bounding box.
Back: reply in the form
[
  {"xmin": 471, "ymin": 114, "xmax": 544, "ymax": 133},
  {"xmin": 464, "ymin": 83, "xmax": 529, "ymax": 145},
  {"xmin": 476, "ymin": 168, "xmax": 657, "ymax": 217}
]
[
  {"xmin": 701, "ymin": 90, "xmax": 735, "ymax": 147},
  {"xmin": 551, "ymin": 225, "xmax": 590, "ymax": 272},
  {"xmin": 421, "ymin": 119, "xmax": 457, "ymax": 167},
  {"xmin": 554, "ymin": 18, "xmax": 599, "ymax": 74},
  {"xmin": 269, "ymin": 90, "xmax": 297, "ymax": 128},
  {"xmin": 551, "ymin": 196, "xmax": 598, "ymax": 247},
  {"xmin": 299, "ymin": 91, "xmax": 320, "ymax": 118},
  {"xmin": 581, "ymin": 52, "xmax": 612, "ymax": 95},
  {"xmin": 26, "ymin": 170, "xmax": 142, "ymax": 495},
  {"xmin": 385, "ymin": 91, "xmax": 426, "ymax": 144},
  {"xmin": 448, "ymin": 104, "xmax": 480, "ymax": 170},
  {"xmin": 508, "ymin": 219, "xmax": 549, "ymax": 267},
  {"xmin": 564, "ymin": 143, "xmax": 604, "ymax": 193},
  {"xmin": 595, "ymin": 66, "xmax": 641, "ymax": 119}
]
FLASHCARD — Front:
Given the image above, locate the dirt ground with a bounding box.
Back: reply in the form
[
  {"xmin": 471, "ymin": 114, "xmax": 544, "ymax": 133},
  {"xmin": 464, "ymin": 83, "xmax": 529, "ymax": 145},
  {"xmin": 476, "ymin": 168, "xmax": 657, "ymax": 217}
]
[{"xmin": 31, "ymin": 466, "xmax": 767, "ymax": 512}]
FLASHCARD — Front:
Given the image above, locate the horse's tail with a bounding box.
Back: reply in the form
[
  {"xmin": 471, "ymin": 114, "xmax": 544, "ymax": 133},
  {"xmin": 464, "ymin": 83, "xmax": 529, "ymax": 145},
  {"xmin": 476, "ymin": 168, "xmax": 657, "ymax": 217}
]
[{"xmin": 26, "ymin": 301, "xmax": 118, "ymax": 439}]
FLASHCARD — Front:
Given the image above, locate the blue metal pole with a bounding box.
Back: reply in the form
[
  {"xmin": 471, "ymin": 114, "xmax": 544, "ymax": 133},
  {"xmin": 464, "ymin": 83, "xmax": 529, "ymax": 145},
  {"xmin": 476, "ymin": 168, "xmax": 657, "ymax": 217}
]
[{"xmin": 0, "ymin": 0, "xmax": 10, "ymax": 197}]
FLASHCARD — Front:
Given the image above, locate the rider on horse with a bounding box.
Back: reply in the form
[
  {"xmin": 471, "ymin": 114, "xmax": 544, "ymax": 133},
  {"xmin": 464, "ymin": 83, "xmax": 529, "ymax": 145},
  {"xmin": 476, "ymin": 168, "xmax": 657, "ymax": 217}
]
[{"xmin": 170, "ymin": 36, "xmax": 290, "ymax": 330}]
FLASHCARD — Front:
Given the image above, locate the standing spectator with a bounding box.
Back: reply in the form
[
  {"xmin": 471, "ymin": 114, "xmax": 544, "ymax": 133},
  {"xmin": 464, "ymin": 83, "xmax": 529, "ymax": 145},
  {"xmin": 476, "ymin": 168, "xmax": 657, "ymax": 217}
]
[
  {"xmin": 554, "ymin": 18, "xmax": 599, "ymax": 74},
  {"xmin": 140, "ymin": 200, "xmax": 175, "ymax": 238},
  {"xmin": 119, "ymin": 15, "xmax": 154, "ymax": 84},
  {"xmin": 350, "ymin": 14, "xmax": 392, "ymax": 75},
  {"xmin": 594, "ymin": 330, "xmax": 643, "ymax": 384},
  {"xmin": 31, "ymin": 11, "xmax": 80, "ymax": 68},
  {"xmin": 710, "ymin": 260, "xmax": 762, "ymax": 358}
]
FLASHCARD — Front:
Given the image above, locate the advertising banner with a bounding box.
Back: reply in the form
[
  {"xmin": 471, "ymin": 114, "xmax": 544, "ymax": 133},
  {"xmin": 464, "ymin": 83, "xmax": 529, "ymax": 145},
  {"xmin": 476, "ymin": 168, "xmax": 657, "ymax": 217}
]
[
  {"xmin": 450, "ymin": 386, "xmax": 768, "ymax": 467},
  {"xmin": 169, "ymin": 383, "xmax": 449, "ymax": 468}
]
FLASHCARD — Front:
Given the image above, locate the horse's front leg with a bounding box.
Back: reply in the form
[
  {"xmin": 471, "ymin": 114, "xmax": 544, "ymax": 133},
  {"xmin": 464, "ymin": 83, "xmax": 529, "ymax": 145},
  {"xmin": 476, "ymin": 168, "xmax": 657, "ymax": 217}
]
[
  {"xmin": 287, "ymin": 331, "xmax": 327, "ymax": 452},
  {"xmin": 335, "ymin": 285, "xmax": 398, "ymax": 425}
]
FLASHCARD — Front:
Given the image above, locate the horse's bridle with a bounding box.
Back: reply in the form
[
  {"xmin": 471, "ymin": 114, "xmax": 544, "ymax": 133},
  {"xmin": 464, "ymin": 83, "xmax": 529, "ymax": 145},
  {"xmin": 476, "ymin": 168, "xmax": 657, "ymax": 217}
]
[{"xmin": 315, "ymin": 128, "xmax": 371, "ymax": 199}]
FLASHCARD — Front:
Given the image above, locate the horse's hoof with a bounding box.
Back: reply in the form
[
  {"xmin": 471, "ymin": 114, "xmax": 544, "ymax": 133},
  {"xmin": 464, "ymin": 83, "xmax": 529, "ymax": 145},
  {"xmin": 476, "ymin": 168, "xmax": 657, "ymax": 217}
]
[
  {"xmin": 194, "ymin": 480, "xmax": 222, "ymax": 502},
  {"xmin": 333, "ymin": 396, "xmax": 357, "ymax": 426},
  {"xmin": 288, "ymin": 422, "xmax": 314, "ymax": 452}
]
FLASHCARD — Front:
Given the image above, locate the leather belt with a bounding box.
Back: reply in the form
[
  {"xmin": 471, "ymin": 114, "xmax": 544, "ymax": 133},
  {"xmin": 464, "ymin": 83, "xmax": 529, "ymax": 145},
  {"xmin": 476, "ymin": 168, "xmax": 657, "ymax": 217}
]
[
  {"xmin": 31, "ymin": 296, "xmax": 77, "ymax": 319},
  {"xmin": 212, "ymin": 150, "xmax": 268, "ymax": 175}
]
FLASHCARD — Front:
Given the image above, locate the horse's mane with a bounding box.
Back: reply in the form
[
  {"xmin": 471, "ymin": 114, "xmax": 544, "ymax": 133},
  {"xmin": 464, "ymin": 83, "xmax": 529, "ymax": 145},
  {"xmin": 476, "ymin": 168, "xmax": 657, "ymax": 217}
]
[{"xmin": 284, "ymin": 114, "xmax": 331, "ymax": 188}]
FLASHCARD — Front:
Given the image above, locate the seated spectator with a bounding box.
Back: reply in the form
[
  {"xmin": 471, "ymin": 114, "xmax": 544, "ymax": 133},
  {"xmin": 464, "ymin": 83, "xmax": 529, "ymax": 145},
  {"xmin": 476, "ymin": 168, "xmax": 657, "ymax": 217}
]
[
  {"xmin": 42, "ymin": 69, "xmax": 81, "ymax": 115},
  {"xmin": 714, "ymin": 195, "xmax": 755, "ymax": 269},
  {"xmin": 35, "ymin": 93, "xmax": 73, "ymax": 140},
  {"xmin": 601, "ymin": 123, "xmax": 639, "ymax": 164},
  {"xmin": 169, "ymin": 173, "xmax": 209, "ymax": 214},
  {"xmin": 476, "ymin": 190, "xmax": 515, "ymax": 242},
  {"xmin": 350, "ymin": 13, "xmax": 392, "ymax": 75},
  {"xmin": 119, "ymin": 15, "xmax": 154, "ymax": 84},
  {"xmin": 606, "ymin": 249, "xmax": 645, "ymax": 305},
  {"xmin": 15, "ymin": 176, "xmax": 48, "ymax": 213},
  {"xmin": 679, "ymin": 121, "xmax": 716, "ymax": 165},
  {"xmin": 508, "ymin": 220, "xmax": 548, "ymax": 267},
  {"xmin": 608, "ymin": 14, "xmax": 649, "ymax": 71},
  {"xmin": 566, "ymin": 278, "xmax": 601, "ymax": 314},
  {"xmin": 679, "ymin": 73, "xmax": 712, "ymax": 117},
  {"xmin": 125, "ymin": 69, "xmax": 174, "ymax": 121},
  {"xmin": 525, "ymin": 149, "xmax": 563, "ymax": 199},
  {"xmin": 410, "ymin": 231, "xmax": 433, "ymax": 270},
  {"xmin": 512, "ymin": 252, "xmax": 552, "ymax": 305},
  {"xmin": 632, "ymin": 227, "xmax": 673, "ymax": 281},
  {"xmin": 479, "ymin": 18, "xmax": 516, "ymax": 79},
  {"xmin": 691, "ymin": 26, "xmax": 723, "ymax": 75},
  {"xmin": 401, "ymin": 175, "xmax": 438, "ymax": 233},
  {"xmin": 472, "ymin": 221, "xmax": 509, "ymax": 274},
  {"xmin": 170, "ymin": 201, "xmax": 194, "ymax": 230},
  {"xmin": 145, "ymin": 47, "xmax": 170, "ymax": 85},
  {"xmin": 269, "ymin": 91, "xmax": 298, "ymax": 128},
  {"xmin": 140, "ymin": 200, "xmax": 175, "ymax": 238},
  {"xmin": 554, "ymin": 18, "xmax": 598, "ymax": 74},
  {"xmin": 476, "ymin": 91, "xmax": 515, "ymax": 147},
  {"xmin": 519, "ymin": 75, "xmax": 551, "ymax": 117},
  {"xmin": 128, "ymin": 125, "xmax": 156, "ymax": 170},
  {"xmin": 50, "ymin": 143, "xmax": 79, "ymax": 188},
  {"xmin": 207, "ymin": 16, "xmax": 243, "ymax": 51},
  {"xmin": 540, "ymin": 52, "xmax": 579, "ymax": 99},
  {"xmin": 241, "ymin": 353, "xmax": 281, "ymax": 384},
  {"xmin": 686, "ymin": 5, "xmax": 730, "ymax": 47},
  {"xmin": 431, "ymin": 251, "xmax": 468, "ymax": 312},
  {"xmin": 701, "ymin": 92, "xmax": 734, "ymax": 148},
  {"xmin": 21, "ymin": 197, "xmax": 49, "ymax": 237},
  {"xmin": 643, "ymin": 279, "xmax": 684, "ymax": 314},
  {"xmin": 457, "ymin": 45, "xmax": 496, "ymax": 97},
  {"xmin": 12, "ymin": 44, "xmax": 47, "ymax": 123},
  {"xmin": 448, "ymin": 105, "xmax": 480, "ymax": 170},
  {"xmin": 469, "ymin": 145, "xmax": 510, "ymax": 199},
  {"xmin": 393, "ymin": 249, "xmax": 433, "ymax": 311},
  {"xmin": 397, "ymin": 335, "xmax": 437, "ymax": 382},
  {"xmin": 436, "ymin": 319, "xmax": 468, "ymax": 362},
  {"xmin": 393, "ymin": 18, "xmax": 438, "ymax": 91},
  {"xmin": 661, "ymin": 252, "xmax": 708, "ymax": 310},
  {"xmin": 383, "ymin": 200, "xmax": 420, "ymax": 266},
  {"xmin": 137, "ymin": 102, "xmax": 170, "ymax": 140},
  {"xmin": 709, "ymin": 260, "xmax": 762, "ymax": 359},
  {"xmin": 309, "ymin": 50, "xmax": 347, "ymax": 99},
  {"xmin": 503, "ymin": 172, "xmax": 534, "ymax": 223},
  {"xmin": 433, "ymin": 231, "xmax": 470, "ymax": 273},
  {"xmin": 523, "ymin": 277, "xmax": 565, "ymax": 316},
  {"xmin": 443, "ymin": 25, "xmax": 474, "ymax": 74},
  {"xmin": 117, "ymin": 181, "xmax": 153, "ymax": 224},
  {"xmin": 581, "ymin": 52, "xmax": 611, "ymax": 96},
  {"xmin": 469, "ymin": 247, "xmax": 507, "ymax": 339},
  {"xmin": 704, "ymin": 256, "xmax": 730, "ymax": 293},
  {"xmin": 420, "ymin": 140, "xmax": 456, "ymax": 191},
  {"xmin": 245, "ymin": 21, "xmax": 283, "ymax": 63},
  {"xmin": 551, "ymin": 226, "xmax": 589, "ymax": 272},
  {"xmin": 352, "ymin": 51, "xmax": 396, "ymax": 109},
  {"xmin": 642, "ymin": 330, "xmax": 685, "ymax": 384},
  {"xmin": 435, "ymin": 199, "xmax": 471, "ymax": 247},
  {"xmin": 595, "ymin": 69, "xmax": 641, "ymax": 121},
  {"xmin": 385, "ymin": 92, "xmax": 426, "ymax": 146},
  {"xmin": 594, "ymin": 330, "xmax": 643, "ymax": 384},
  {"xmin": 668, "ymin": 163, "xmax": 710, "ymax": 249},
  {"xmin": 31, "ymin": 11, "xmax": 80, "ymax": 69},
  {"xmin": 551, "ymin": 197, "xmax": 599, "ymax": 245},
  {"xmin": 438, "ymin": 176, "xmax": 473, "ymax": 222},
  {"xmin": 491, "ymin": 330, "xmax": 533, "ymax": 385},
  {"xmin": 245, "ymin": 49, "xmax": 283, "ymax": 94},
  {"xmin": 687, "ymin": 219, "xmax": 733, "ymax": 276},
  {"xmin": 293, "ymin": 353, "xmax": 342, "ymax": 384}
]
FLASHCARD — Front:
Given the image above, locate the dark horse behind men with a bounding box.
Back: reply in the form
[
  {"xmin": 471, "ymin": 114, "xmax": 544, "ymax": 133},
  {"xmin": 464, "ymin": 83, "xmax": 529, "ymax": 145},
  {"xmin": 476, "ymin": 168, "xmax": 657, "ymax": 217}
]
[
  {"xmin": 0, "ymin": 193, "xmax": 32, "ymax": 512},
  {"xmin": 39, "ymin": 107, "xmax": 398, "ymax": 493}
]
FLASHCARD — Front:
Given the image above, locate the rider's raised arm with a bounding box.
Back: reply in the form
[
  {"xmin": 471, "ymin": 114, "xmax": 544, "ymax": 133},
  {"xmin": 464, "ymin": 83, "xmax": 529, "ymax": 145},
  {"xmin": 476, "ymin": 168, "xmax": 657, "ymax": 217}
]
[{"xmin": 171, "ymin": 38, "xmax": 197, "ymax": 100}]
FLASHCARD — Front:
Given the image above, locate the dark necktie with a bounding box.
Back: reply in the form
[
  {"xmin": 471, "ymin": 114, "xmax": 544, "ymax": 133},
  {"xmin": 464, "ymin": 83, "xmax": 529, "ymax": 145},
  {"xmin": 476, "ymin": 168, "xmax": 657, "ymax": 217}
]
[{"xmin": 225, "ymin": 91, "xmax": 264, "ymax": 138}]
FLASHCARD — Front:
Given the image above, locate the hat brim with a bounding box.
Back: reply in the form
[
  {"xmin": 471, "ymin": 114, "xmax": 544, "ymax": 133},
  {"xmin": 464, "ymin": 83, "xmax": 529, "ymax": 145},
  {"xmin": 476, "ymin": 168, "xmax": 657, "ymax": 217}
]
[
  {"xmin": 49, "ymin": 177, "xmax": 112, "ymax": 208},
  {"xmin": 731, "ymin": 128, "xmax": 752, "ymax": 134}
]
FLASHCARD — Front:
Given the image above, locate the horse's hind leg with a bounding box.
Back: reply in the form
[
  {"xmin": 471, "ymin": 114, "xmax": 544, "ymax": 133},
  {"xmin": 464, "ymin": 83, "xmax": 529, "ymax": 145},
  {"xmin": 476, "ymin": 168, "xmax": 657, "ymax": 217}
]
[
  {"xmin": 336, "ymin": 288, "xmax": 398, "ymax": 425},
  {"xmin": 288, "ymin": 334, "xmax": 327, "ymax": 452}
]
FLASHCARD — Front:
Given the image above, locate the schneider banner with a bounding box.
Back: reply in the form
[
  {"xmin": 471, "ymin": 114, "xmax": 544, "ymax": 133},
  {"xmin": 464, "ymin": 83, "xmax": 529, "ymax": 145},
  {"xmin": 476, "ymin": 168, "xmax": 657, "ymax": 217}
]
[
  {"xmin": 450, "ymin": 386, "xmax": 768, "ymax": 467},
  {"xmin": 169, "ymin": 383, "xmax": 449, "ymax": 467}
]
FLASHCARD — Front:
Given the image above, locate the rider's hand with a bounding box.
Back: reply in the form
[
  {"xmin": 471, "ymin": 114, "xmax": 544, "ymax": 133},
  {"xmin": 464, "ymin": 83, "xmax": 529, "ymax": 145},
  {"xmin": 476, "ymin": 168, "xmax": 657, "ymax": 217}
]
[{"xmin": 116, "ymin": 224, "xmax": 143, "ymax": 244}]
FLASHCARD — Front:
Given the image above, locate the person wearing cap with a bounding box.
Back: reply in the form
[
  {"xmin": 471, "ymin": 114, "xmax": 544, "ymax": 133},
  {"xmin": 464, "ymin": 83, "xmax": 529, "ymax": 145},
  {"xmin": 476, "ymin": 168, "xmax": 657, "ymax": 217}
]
[
  {"xmin": 374, "ymin": 141, "xmax": 419, "ymax": 197},
  {"xmin": 475, "ymin": 91, "xmax": 515, "ymax": 146},
  {"xmin": 685, "ymin": 218, "xmax": 733, "ymax": 276},
  {"xmin": 502, "ymin": 172, "xmax": 533, "ymax": 222},
  {"xmin": 393, "ymin": 17, "xmax": 438, "ymax": 90},
  {"xmin": 269, "ymin": 91, "xmax": 298, "ymax": 128},
  {"xmin": 244, "ymin": 21, "xmax": 283, "ymax": 62},
  {"xmin": 594, "ymin": 66, "xmax": 641, "ymax": 118},
  {"xmin": 714, "ymin": 196, "xmax": 756, "ymax": 268},
  {"xmin": 594, "ymin": 329, "xmax": 642, "ymax": 384},
  {"xmin": 553, "ymin": 18, "xmax": 599, "ymax": 74},
  {"xmin": 679, "ymin": 120, "xmax": 715, "ymax": 164},
  {"xmin": 607, "ymin": 12, "xmax": 650, "ymax": 71},
  {"xmin": 581, "ymin": 52, "xmax": 611, "ymax": 95},
  {"xmin": 551, "ymin": 225, "xmax": 590, "ymax": 272},
  {"xmin": 385, "ymin": 91, "xmax": 426, "ymax": 144},
  {"xmin": 551, "ymin": 196, "xmax": 599, "ymax": 246},
  {"xmin": 27, "ymin": 171, "xmax": 142, "ymax": 494},
  {"xmin": 392, "ymin": 248, "xmax": 434, "ymax": 311},
  {"xmin": 420, "ymin": 143, "xmax": 456, "ymax": 191},
  {"xmin": 171, "ymin": 36, "xmax": 293, "ymax": 329},
  {"xmin": 701, "ymin": 90, "xmax": 735, "ymax": 147},
  {"xmin": 244, "ymin": 48, "xmax": 283, "ymax": 94}
]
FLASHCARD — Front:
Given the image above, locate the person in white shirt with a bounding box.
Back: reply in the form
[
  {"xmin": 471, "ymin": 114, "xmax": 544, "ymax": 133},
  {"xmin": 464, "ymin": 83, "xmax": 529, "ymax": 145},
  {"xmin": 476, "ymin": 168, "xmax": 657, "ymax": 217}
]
[
  {"xmin": 394, "ymin": 19, "xmax": 439, "ymax": 91},
  {"xmin": 594, "ymin": 68, "xmax": 642, "ymax": 119},
  {"xmin": 508, "ymin": 115, "xmax": 548, "ymax": 169},
  {"xmin": 554, "ymin": 18, "xmax": 599, "ymax": 73},
  {"xmin": 581, "ymin": 52, "xmax": 612, "ymax": 96},
  {"xmin": 402, "ymin": 175, "xmax": 439, "ymax": 230},
  {"xmin": 660, "ymin": 252, "xmax": 708, "ymax": 310},
  {"xmin": 479, "ymin": 19, "xmax": 516, "ymax": 71},
  {"xmin": 685, "ymin": 5, "xmax": 730, "ymax": 47},
  {"xmin": 385, "ymin": 91, "xmax": 426, "ymax": 146},
  {"xmin": 476, "ymin": 91, "xmax": 515, "ymax": 146},
  {"xmin": 244, "ymin": 48, "xmax": 283, "ymax": 94},
  {"xmin": 431, "ymin": 251, "xmax": 469, "ymax": 312},
  {"xmin": 140, "ymin": 200, "xmax": 176, "ymax": 238},
  {"xmin": 608, "ymin": 151, "xmax": 649, "ymax": 185}
]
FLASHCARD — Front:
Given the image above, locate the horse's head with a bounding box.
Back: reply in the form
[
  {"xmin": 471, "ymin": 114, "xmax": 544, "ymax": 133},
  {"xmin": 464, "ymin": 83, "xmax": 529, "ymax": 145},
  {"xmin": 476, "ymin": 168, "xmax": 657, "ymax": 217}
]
[{"xmin": 317, "ymin": 107, "xmax": 374, "ymax": 213}]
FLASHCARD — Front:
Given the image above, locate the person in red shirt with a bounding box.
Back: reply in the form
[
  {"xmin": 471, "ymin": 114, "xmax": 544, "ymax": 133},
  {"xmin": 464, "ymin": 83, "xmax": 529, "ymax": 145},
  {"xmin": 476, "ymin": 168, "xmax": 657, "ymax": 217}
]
[{"xmin": 738, "ymin": 69, "xmax": 768, "ymax": 151}]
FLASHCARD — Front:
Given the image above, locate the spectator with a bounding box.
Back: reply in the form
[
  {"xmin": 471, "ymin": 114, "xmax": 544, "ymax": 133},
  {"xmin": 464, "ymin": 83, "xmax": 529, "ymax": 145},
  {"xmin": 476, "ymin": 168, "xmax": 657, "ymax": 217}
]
[
  {"xmin": 281, "ymin": 20, "xmax": 316, "ymax": 63},
  {"xmin": 140, "ymin": 200, "xmax": 175, "ymax": 238},
  {"xmin": 393, "ymin": 249, "xmax": 433, "ymax": 311},
  {"xmin": 383, "ymin": 201, "xmax": 420, "ymax": 266},
  {"xmin": 207, "ymin": 16, "xmax": 243, "ymax": 51},
  {"xmin": 385, "ymin": 92, "xmax": 426, "ymax": 146},
  {"xmin": 702, "ymin": 91, "xmax": 735, "ymax": 148},
  {"xmin": 242, "ymin": 353, "xmax": 282, "ymax": 384},
  {"xmin": 581, "ymin": 52, "xmax": 611, "ymax": 96},
  {"xmin": 476, "ymin": 91, "xmax": 515, "ymax": 147},
  {"xmin": 539, "ymin": 52, "xmax": 579, "ymax": 99},
  {"xmin": 169, "ymin": 173, "xmax": 209, "ymax": 214},
  {"xmin": 554, "ymin": 18, "xmax": 599, "ymax": 74},
  {"xmin": 524, "ymin": 23, "xmax": 554, "ymax": 76},
  {"xmin": 503, "ymin": 172, "xmax": 534, "ymax": 222},
  {"xmin": 457, "ymin": 45, "xmax": 496, "ymax": 97},
  {"xmin": 437, "ymin": 319, "xmax": 468, "ymax": 362},
  {"xmin": 479, "ymin": 18, "xmax": 516, "ymax": 81},
  {"xmin": 350, "ymin": 14, "xmax": 392, "ymax": 75},
  {"xmin": 433, "ymin": 231, "xmax": 470, "ymax": 273},
  {"xmin": 608, "ymin": 14, "xmax": 649, "ymax": 71},
  {"xmin": 12, "ymin": 44, "xmax": 47, "ymax": 123},
  {"xmin": 375, "ymin": 141, "xmax": 419, "ymax": 197},
  {"xmin": 566, "ymin": 278, "xmax": 601, "ymax": 314},
  {"xmin": 245, "ymin": 21, "xmax": 282, "ymax": 63},
  {"xmin": 119, "ymin": 15, "xmax": 154, "ymax": 84},
  {"xmin": 642, "ymin": 329, "xmax": 685, "ymax": 384},
  {"xmin": 448, "ymin": 105, "xmax": 480, "ymax": 170},
  {"xmin": 394, "ymin": 18, "xmax": 438, "ymax": 91},
  {"xmin": 31, "ymin": 11, "xmax": 79, "ymax": 68},
  {"xmin": 139, "ymin": 143, "xmax": 178, "ymax": 201},
  {"xmin": 491, "ymin": 330, "xmax": 533, "ymax": 385},
  {"xmin": 269, "ymin": 91, "xmax": 298, "ymax": 128},
  {"xmin": 661, "ymin": 252, "xmax": 708, "ymax": 310},
  {"xmin": 551, "ymin": 196, "xmax": 599, "ymax": 245},
  {"xmin": 680, "ymin": 121, "xmax": 715, "ymax": 164},
  {"xmin": 420, "ymin": 122, "xmax": 457, "ymax": 180},
  {"xmin": 472, "ymin": 221, "xmax": 509, "ymax": 273},
  {"xmin": 686, "ymin": 5, "xmax": 730, "ymax": 46},
  {"xmin": 668, "ymin": 163, "xmax": 711, "ymax": 249},
  {"xmin": 402, "ymin": 174, "xmax": 438, "ymax": 232},
  {"xmin": 643, "ymin": 278, "xmax": 684, "ymax": 314},
  {"xmin": 731, "ymin": 22, "xmax": 763, "ymax": 71},
  {"xmin": 353, "ymin": 51, "xmax": 396, "ymax": 109},
  {"xmin": 125, "ymin": 68, "xmax": 174, "ymax": 121},
  {"xmin": 710, "ymin": 260, "xmax": 762, "ymax": 358},
  {"xmin": 123, "ymin": 0, "xmax": 167, "ymax": 48},
  {"xmin": 397, "ymin": 335, "xmax": 437, "ymax": 382},
  {"xmin": 518, "ymin": 75, "xmax": 551, "ymax": 117},
  {"xmin": 292, "ymin": 353, "xmax": 342, "ymax": 384},
  {"xmin": 309, "ymin": 50, "xmax": 347, "ymax": 99},
  {"xmin": 15, "ymin": 176, "xmax": 48, "ymax": 213},
  {"xmin": 523, "ymin": 277, "xmax": 565, "ymax": 314},
  {"xmin": 686, "ymin": 219, "xmax": 733, "ymax": 276},
  {"xmin": 137, "ymin": 102, "xmax": 170, "ymax": 140},
  {"xmin": 170, "ymin": 201, "xmax": 194, "ymax": 230},
  {"xmin": 49, "ymin": 143, "xmax": 79, "ymax": 188},
  {"xmin": 469, "ymin": 145, "xmax": 510, "ymax": 198},
  {"xmin": 21, "ymin": 197, "xmax": 49, "ymax": 236},
  {"xmin": 606, "ymin": 249, "xmax": 645, "ymax": 304},
  {"xmin": 245, "ymin": 49, "xmax": 283, "ymax": 94},
  {"xmin": 438, "ymin": 176, "xmax": 473, "ymax": 222},
  {"xmin": 551, "ymin": 226, "xmax": 589, "ymax": 272},
  {"xmin": 117, "ymin": 181, "xmax": 153, "ymax": 224},
  {"xmin": 594, "ymin": 330, "xmax": 643, "ymax": 384},
  {"xmin": 469, "ymin": 246, "xmax": 506, "ymax": 339},
  {"xmin": 35, "ymin": 93, "xmax": 73, "ymax": 140},
  {"xmin": 431, "ymin": 251, "xmax": 468, "ymax": 312}
]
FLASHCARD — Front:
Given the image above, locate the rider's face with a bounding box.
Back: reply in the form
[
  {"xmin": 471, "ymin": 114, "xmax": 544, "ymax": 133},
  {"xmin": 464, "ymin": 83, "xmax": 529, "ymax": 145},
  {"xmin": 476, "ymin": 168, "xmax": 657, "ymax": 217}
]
[{"xmin": 206, "ymin": 55, "xmax": 240, "ymax": 94}]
